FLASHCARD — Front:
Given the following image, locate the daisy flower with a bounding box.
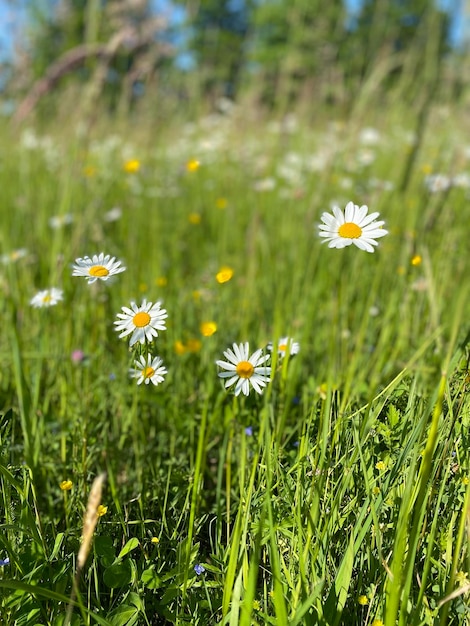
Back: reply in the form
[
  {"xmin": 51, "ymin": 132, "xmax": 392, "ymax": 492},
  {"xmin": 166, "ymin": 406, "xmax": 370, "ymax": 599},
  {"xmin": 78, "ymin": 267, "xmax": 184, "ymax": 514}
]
[
  {"xmin": 30, "ymin": 288, "xmax": 63, "ymax": 308},
  {"xmin": 114, "ymin": 299, "xmax": 168, "ymax": 346},
  {"xmin": 267, "ymin": 337, "xmax": 300, "ymax": 358},
  {"xmin": 72, "ymin": 253, "xmax": 126, "ymax": 284},
  {"xmin": 129, "ymin": 354, "xmax": 167, "ymax": 386},
  {"xmin": 216, "ymin": 342, "xmax": 271, "ymax": 396},
  {"xmin": 318, "ymin": 202, "xmax": 388, "ymax": 253}
]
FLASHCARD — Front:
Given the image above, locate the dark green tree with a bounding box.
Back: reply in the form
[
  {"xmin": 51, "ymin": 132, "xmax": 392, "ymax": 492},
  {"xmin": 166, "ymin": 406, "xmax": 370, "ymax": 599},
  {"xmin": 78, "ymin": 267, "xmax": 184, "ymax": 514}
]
[
  {"xmin": 249, "ymin": 0, "xmax": 347, "ymax": 108},
  {"xmin": 176, "ymin": 0, "xmax": 253, "ymax": 103},
  {"xmin": 346, "ymin": 0, "xmax": 451, "ymax": 90}
]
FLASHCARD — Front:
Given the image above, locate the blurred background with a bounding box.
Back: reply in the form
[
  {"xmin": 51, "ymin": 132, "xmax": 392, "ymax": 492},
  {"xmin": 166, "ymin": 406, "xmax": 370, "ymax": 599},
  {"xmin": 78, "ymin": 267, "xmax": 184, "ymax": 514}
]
[{"xmin": 0, "ymin": 0, "xmax": 467, "ymax": 124}]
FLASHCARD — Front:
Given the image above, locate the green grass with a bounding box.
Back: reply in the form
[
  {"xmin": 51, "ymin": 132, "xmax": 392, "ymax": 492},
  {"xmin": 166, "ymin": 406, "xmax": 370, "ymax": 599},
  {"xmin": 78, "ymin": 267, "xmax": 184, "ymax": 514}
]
[{"xmin": 0, "ymin": 101, "xmax": 469, "ymax": 625}]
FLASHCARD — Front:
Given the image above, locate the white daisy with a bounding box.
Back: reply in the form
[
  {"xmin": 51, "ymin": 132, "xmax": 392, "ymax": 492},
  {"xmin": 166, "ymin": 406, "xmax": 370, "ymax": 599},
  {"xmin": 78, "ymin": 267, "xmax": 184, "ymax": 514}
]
[
  {"xmin": 318, "ymin": 202, "xmax": 388, "ymax": 253},
  {"xmin": 129, "ymin": 355, "xmax": 167, "ymax": 386},
  {"xmin": 72, "ymin": 253, "xmax": 126, "ymax": 284},
  {"xmin": 267, "ymin": 337, "xmax": 300, "ymax": 358},
  {"xmin": 216, "ymin": 342, "xmax": 271, "ymax": 396},
  {"xmin": 114, "ymin": 299, "xmax": 168, "ymax": 346},
  {"xmin": 30, "ymin": 288, "xmax": 63, "ymax": 308}
]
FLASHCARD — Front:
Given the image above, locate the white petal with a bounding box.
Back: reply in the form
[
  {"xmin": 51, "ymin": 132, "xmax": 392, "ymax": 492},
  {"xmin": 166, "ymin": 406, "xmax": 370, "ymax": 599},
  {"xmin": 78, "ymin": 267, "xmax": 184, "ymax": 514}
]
[
  {"xmin": 332, "ymin": 206, "xmax": 345, "ymax": 224},
  {"xmin": 344, "ymin": 201, "xmax": 356, "ymax": 222},
  {"xmin": 358, "ymin": 212, "xmax": 380, "ymax": 227},
  {"xmin": 353, "ymin": 239, "xmax": 375, "ymax": 252}
]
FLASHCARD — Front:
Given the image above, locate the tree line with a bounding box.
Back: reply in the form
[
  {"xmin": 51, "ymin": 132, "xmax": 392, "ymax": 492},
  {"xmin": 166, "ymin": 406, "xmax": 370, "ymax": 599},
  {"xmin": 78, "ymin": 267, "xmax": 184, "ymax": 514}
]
[{"xmin": 4, "ymin": 0, "xmax": 459, "ymax": 118}]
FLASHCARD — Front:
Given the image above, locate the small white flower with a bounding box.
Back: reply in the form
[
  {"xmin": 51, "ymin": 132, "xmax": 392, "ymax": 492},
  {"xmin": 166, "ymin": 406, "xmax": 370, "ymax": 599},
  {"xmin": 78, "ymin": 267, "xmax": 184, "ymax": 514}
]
[
  {"xmin": 452, "ymin": 173, "xmax": 470, "ymax": 189},
  {"xmin": 49, "ymin": 214, "xmax": 74, "ymax": 229},
  {"xmin": 254, "ymin": 177, "xmax": 276, "ymax": 192},
  {"xmin": 359, "ymin": 127, "xmax": 381, "ymax": 145},
  {"xmin": 318, "ymin": 202, "xmax": 388, "ymax": 253},
  {"xmin": 129, "ymin": 354, "xmax": 167, "ymax": 386},
  {"xmin": 424, "ymin": 174, "xmax": 451, "ymax": 193},
  {"xmin": 30, "ymin": 288, "xmax": 63, "ymax": 308},
  {"xmin": 103, "ymin": 207, "xmax": 123, "ymax": 222},
  {"xmin": 1, "ymin": 249, "xmax": 28, "ymax": 265},
  {"xmin": 72, "ymin": 253, "xmax": 126, "ymax": 284},
  {"xmin": 114, "ymin": 300, "xmax": 168, "ymax": 346},
  {"xmin": 267, "ymin": 337, "xmax": 300, "ymax": 358},
  {"xmin": 216, "ymin": 342, "xmax": 271, "ymax": 396}
]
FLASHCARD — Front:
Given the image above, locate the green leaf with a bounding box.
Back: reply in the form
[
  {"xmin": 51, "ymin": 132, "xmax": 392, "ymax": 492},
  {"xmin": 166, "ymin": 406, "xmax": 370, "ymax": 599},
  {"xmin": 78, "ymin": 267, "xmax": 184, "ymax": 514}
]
[
  {"xmin": 50, "ymin": 533, "xmax": 65, "ymax": 561},
  {"xmin": 323, "ymin": 533, "xmax": 355, "ymax": 626},
  {"xmin": 117, "ymin": 537, "xmax": 139, "ymax": 560},
  {"xmin": 103, "ymin": 560, "xmax": 133, "ymax": 588},
  {"xmin": 0, "ymin": 580, "xmax": 113, "ymax": 624},
  {"xmin": 141, "ymin": 566, "xmax": 162, "ymax": 589},
  {"xmin": 108, "ymin": 605, "xmax": 139, "ymax": 626},
  {"xmin": 94, "ymin": 536, "xmax": 116, "ymax": 567}
]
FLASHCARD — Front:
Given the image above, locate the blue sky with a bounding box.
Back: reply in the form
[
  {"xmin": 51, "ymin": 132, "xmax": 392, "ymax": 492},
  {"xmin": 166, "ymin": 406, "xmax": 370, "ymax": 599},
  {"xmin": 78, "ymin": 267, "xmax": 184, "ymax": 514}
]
[{"xmin": 0, "ymin": 0, "xmax": 466, "ymax": 61}]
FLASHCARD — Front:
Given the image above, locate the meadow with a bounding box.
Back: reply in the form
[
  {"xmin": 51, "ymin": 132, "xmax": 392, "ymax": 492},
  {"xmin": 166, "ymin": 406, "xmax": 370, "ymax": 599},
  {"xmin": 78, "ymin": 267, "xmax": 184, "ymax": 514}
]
[{"xmin": 0, "ymin": 98, "xmax": 469, "ymax": 626}]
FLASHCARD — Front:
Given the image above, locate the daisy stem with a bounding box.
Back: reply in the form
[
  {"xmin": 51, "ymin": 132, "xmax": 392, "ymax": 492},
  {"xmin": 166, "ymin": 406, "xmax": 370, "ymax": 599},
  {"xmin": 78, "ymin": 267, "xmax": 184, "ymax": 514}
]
[{"xmin": 226, "ymin": 419, "xmax": 234, "ymax": 543}]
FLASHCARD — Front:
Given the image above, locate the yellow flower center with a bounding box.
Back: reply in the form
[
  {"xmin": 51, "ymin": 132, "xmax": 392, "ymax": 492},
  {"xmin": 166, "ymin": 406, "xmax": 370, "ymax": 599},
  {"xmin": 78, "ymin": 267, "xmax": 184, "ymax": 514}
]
[
  {"xmin": 42, "ymin": 294, "xmax": 52, "ymax": 303},
  {"xmin": 133, "ymin": 311, "xmax": 151, "ymax": 327},
  {"xmin": 143, "ymin": 367, "xmax": 155, "ymax": 379},
  {"xmin": 279, "ymin": 343, "xmax": 287, "ymax": 352},
  {"xmin": 89, "ymin": 265, "xmax": 109, "ymax": 277},
  {"xmin": 338, "ymin": 222, "xmax": 362, "ymax": 239},
  {"xmin": 236, "ymin": 361, "xmax": 254, "ymax": 379}
]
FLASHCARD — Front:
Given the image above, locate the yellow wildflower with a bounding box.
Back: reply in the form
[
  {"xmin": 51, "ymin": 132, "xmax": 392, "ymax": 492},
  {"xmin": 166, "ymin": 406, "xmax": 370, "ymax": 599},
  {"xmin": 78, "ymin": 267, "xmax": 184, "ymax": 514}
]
[
  {"xmin": 216, "ymin": 197, "xmax": 227, "ymax": 209},
  {"xmin": 123, "ymin": 159, "xmax": 140, "ymax": 173},
  {"xmin": 60, "ymin": 480, "xmax": 73, "ymax": 491},
  {"xmin": 358, "ymin": 595, "xmax": 369, "ymax": 606},
  {"xmin": 97, "ymin": 505, "xmax": 108, "ymax": 517},
  {"xmin": 411, "ymin": 255, "xmax": 422, "ymax": 266},
  {"xmin": 216, "ymin": 266, "xmax": 234, "ymax": 284},
  {"xmin": 174, "ymin": 341, "xmax": 187, "ymax": 355},
  {"xmin": 83, "ymin": 165, "xmax": 96, "ymax": 177},
  {"xmin": 188, "ymin": 213, "xmax": 201, "ymax": 225},
  {"xmin": 200, "ymin": 321, "xmax": 217, "ymax": 337},
  {"xmin": 186, "ymin": 159, "xmax": 200, "ymax": 172},
  {"xmin": 186, "ymin": 338, "xmax": 202, "ymax": 353}
]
